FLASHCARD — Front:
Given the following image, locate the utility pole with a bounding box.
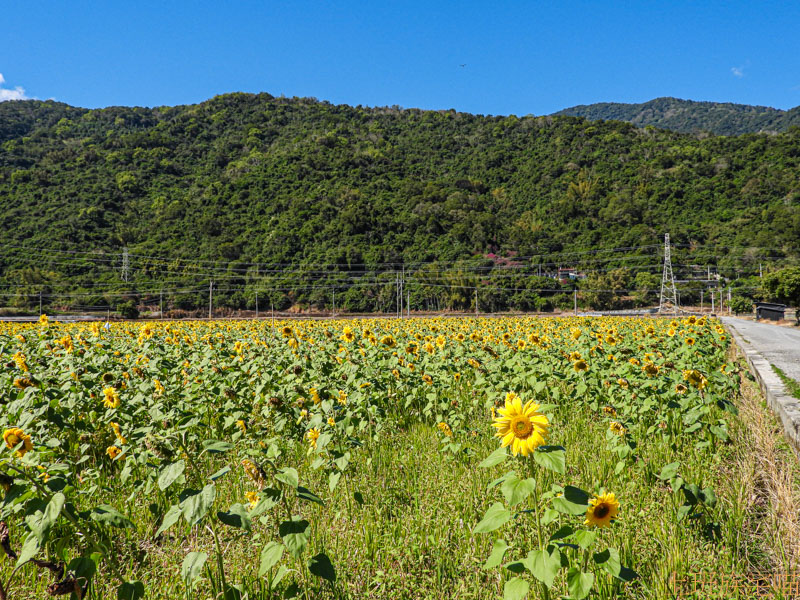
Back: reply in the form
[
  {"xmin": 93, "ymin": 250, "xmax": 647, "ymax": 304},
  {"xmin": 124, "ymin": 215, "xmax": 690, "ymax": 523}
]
[
  {"xmin": 658, "ymin": 234, "xmax": 679, "ymax": 314},
  {"xmin": 475, "ymin": 287, "xmax": 478, "ymax": 315},
  {"xmin": 208, "ymin": 281, "xmax": 213, "ymax": 319},
  {"xmin": 407, "ymin": 290, "xmax": 410, "ymax": 317},
  {"xmin": 700, "ymin": 290, "xmax": 704, "ymax": 313},
  {"xmin": 401, "ymin": 265, "xmax": 405, "ymax": 318},
  {"xmin": 727, "ymin": 288, "xmax": 732, "ymax": 315},
  {"xmin": 760, "ymin": 263, "xmax": 763, "ymax": 278},
  {"xmin": 711, "ymin": 291, "xmax": 715, "ymax": 313},
  {"xmin": 719, "ymin": 288, "xmax": 723, "ymax": 314},
  {"xmin": 574, "ymin": 289, "xmax": 578, "ymax": 316},
  {"xmin": 121, "ymin": 247, "xmax": 129, "ymax": 282},
  {"xmin": 160, "ymin": 290, "xmax": 163, "ymax": 320}
]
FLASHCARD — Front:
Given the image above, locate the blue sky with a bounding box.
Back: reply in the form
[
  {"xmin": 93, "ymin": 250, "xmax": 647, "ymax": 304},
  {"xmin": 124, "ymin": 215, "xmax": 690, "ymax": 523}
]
[{"xmin": 2, "ymin": 1, "xmax": 799, "ymax": 114}]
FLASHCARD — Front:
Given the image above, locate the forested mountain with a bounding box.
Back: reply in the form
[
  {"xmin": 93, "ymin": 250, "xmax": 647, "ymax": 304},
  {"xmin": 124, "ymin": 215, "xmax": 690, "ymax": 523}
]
[
  {"xmin": 554, "ymin": 97, "xmax": 800, "ymax": 136},
  {"xmin": 0, "ymin": 93, "xmax": 799, "ymax": 313}
]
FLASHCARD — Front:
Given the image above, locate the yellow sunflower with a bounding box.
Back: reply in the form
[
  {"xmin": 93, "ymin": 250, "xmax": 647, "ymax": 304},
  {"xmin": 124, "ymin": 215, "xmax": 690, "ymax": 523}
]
[
  {"xmin": 585, "ymin": 492, "xmax": 620, "ymax": 528},
  {"xmin": 102, "ymin": 387, "xmax": 121, "ymax": 409},
  {"xmin": 491, "ymin": 395, "xmax": 549, "ymax": 457}
]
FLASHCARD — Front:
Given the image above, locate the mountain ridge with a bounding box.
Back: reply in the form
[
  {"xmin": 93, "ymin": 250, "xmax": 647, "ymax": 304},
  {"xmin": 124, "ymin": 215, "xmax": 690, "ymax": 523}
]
[{"xmin": 553, "ymin": 97, "xmax": 800, "ymax": 136}]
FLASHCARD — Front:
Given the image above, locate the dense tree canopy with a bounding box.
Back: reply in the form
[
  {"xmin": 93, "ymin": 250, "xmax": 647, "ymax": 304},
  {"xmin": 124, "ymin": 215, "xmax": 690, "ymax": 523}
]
[{"xmin": 0, "ymin": 93, "xmax": 798, "ymax": 313}]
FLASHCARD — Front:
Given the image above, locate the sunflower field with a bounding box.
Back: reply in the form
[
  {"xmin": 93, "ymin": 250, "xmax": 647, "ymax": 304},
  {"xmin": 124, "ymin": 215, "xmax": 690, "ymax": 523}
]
[{"xmin": 0, "ymin": 315, "xmax": 793, "ymax": 599}]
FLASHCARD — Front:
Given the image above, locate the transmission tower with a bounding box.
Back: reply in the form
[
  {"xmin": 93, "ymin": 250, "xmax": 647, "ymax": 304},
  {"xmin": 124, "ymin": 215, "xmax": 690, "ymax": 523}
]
[
  {"xmin": 658, "ymin": 234, "xmax": 679, "ymax": 313},
  {"xmin": 121, "ymin": 247, "xmax": 129, "ymax": 282}
]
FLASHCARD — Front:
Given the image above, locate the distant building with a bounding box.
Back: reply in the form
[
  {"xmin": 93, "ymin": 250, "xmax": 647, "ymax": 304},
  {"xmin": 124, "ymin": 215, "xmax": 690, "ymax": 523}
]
[{"xmin": 558, "ymin": 268, "xmax": 586, "ymax": 283}]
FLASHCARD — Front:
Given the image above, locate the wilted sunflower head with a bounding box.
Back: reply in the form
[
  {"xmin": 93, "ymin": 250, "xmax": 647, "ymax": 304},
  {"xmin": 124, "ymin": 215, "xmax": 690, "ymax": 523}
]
[
  {"xmin": 609, "ymin": 421, "xmax": 626, "ymax": 436},
  {"xmin": 3, "ymin": 428, "xmax": 33, "ymax": 457},
  {"xmin": 643, "ymin": 363, "xmax": 660, "ymax": 377}
]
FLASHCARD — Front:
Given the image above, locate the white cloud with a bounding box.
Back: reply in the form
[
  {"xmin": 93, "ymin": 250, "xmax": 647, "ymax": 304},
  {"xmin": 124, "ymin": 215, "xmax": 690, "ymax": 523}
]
[
  {"xmin": 0, "ymin": 73, "xmax": 29, "ymax": 101},
  {"xmin": 731, "ymin": 66, "xmax": 744, "ymax": 78}
]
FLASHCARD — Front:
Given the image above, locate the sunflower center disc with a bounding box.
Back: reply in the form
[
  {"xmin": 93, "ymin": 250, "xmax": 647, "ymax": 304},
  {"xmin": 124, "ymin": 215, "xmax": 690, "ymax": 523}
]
[
  {"xmin": 511, "ymin": 416, "xmax": 532, "ymax": 439},
  {"xmin": 595, "ymin": 504, "xmax": 610, "ymax": 519}
]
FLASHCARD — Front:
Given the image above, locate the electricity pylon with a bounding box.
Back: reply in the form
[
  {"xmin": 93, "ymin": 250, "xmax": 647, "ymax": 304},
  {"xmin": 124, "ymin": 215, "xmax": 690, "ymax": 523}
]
[{"xmin": 658, "ymin": 233, "xmax": 679, "ymax": 314}]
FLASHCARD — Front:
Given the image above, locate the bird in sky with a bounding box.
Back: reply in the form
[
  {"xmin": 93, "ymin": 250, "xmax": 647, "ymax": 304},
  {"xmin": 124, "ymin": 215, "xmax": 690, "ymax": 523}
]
[{"xmin": 459, "ymin": 64, "xmax": 466, "ymax": 68}]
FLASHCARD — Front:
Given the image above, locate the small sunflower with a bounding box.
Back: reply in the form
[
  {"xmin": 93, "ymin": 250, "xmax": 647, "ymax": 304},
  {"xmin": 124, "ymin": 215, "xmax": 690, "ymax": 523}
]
[
  {"xmin": 245, "ymin": 491, "xmax": 260, "ymax": 509},
  {"xmin": 437, "ymin": 422, "xmax": 453, "ymax": 437},
  {"xmin": 306, "ymin": 428, "xmax": 320, "ymax": 448},
  {"xmin": 106, "ymin": 445, "xmax": 122, "ymax": 460},
  {"xmin": 585, "ymin": 492, "xmax": 620, "ymax": 528},
  {"xmin": 102, "ymin": 387, "xmax": 121, "ymax": 409},
  {"xmin": 491, "ymin": 394, "xmax": 550, "ymax": 457}
]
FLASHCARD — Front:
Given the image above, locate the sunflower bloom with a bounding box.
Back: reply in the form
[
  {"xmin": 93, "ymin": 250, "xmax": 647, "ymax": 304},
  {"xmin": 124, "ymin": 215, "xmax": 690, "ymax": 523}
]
[
  {"xmin": 102, "ymin": 387, "xmax": 121, "ymax": 409},
  {"xmin": 306, "ymin": 428, "xmax": 321, "ymax": 448},
  {"xmin": 585, "ymin": 492, "xmax": 620, "ymax": 528},
  {"xmin": 491, "ymin": 395, "xmax": 550, "ymax": 457},
  {"xmin": 106, "ymin": 445, "xmax": 122, "ymax": 460},
  {"xmin": 245, "ymin": 491, "xmax": 260, "ymax": 509}
]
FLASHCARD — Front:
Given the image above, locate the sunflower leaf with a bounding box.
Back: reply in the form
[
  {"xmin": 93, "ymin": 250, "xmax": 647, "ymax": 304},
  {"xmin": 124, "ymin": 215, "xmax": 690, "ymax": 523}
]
[
  {"xmin": 533, "ymin": 446, "xmax": 565, "ymax": 474},
  {"xmin": 567, "ymin": 567, "xmax": 595, "ymax": 599},
  {"xmin": 501, "ymin": 474, "xmax": 536, "ymax": 507},
  {"xmin": 473, "ymin": 502, "xmax": 512, "ymax": 534},
  {"xmin": 479, "ymin": 447, "xmax": 508, "ymax": 468},
  {"xmin": 482, "ymin": 539, "xmax": 509, "ymax": 570},
  {"xmin": 658, "ymin": 462, "xmax": 680, "ymax": 480},
  {"xmin": 593, "ymin": 547, "xmax": 620, "ymax": 577},
  {"xmin": 553, "ymin": 486, "xmax": 590, "ymax": 515},
  {"xmin": 258, "ymin": 542, "xmax": 284, "ymax": 577},
  {"xmin": 503, "ymin": 577, "xmax": 530, "ymax": 600},
  {"xmin": 525, "ymin": 546, "xmax": 562, "ymax": 588},
  {"xmin": 573, "ymin": 530, "xmax": 597, "ymax": 550},
  {"xmin": 181, "ymin": 551, "xmax": 207, "ymax": 587}
]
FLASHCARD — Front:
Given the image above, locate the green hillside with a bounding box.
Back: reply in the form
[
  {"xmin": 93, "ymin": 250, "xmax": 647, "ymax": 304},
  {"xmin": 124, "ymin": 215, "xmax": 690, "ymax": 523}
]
[
  {"xmin": 554, "ymin": 97, "xmax": 800, "ymax": 136},
  {"xmin": 1, "ymin": 93, "xmax": 799, "ymax": 313}
]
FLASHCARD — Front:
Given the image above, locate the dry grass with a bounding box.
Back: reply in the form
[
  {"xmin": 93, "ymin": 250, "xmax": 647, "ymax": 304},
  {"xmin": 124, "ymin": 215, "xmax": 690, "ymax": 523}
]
[{"xmin": 729, "ymin": 346, "xmax": 800, "ymax": 572}]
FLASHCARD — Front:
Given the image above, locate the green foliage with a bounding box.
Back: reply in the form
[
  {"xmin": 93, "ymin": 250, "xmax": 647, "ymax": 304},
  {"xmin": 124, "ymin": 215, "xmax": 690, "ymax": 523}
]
[
  {"xmin": 762, "ymin": 267, "xmax": 800, "ymax": 308},
  {"xmin": 729, "ymin": 296, "xmax": 752, "ymax": 315},
  {"xmin": 116, "ymin": 300, "xmax": 139, "ymax": 319},
  {"xmin": 1, "ymin": 95, "xmax": 799, "ymax": 312}
]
